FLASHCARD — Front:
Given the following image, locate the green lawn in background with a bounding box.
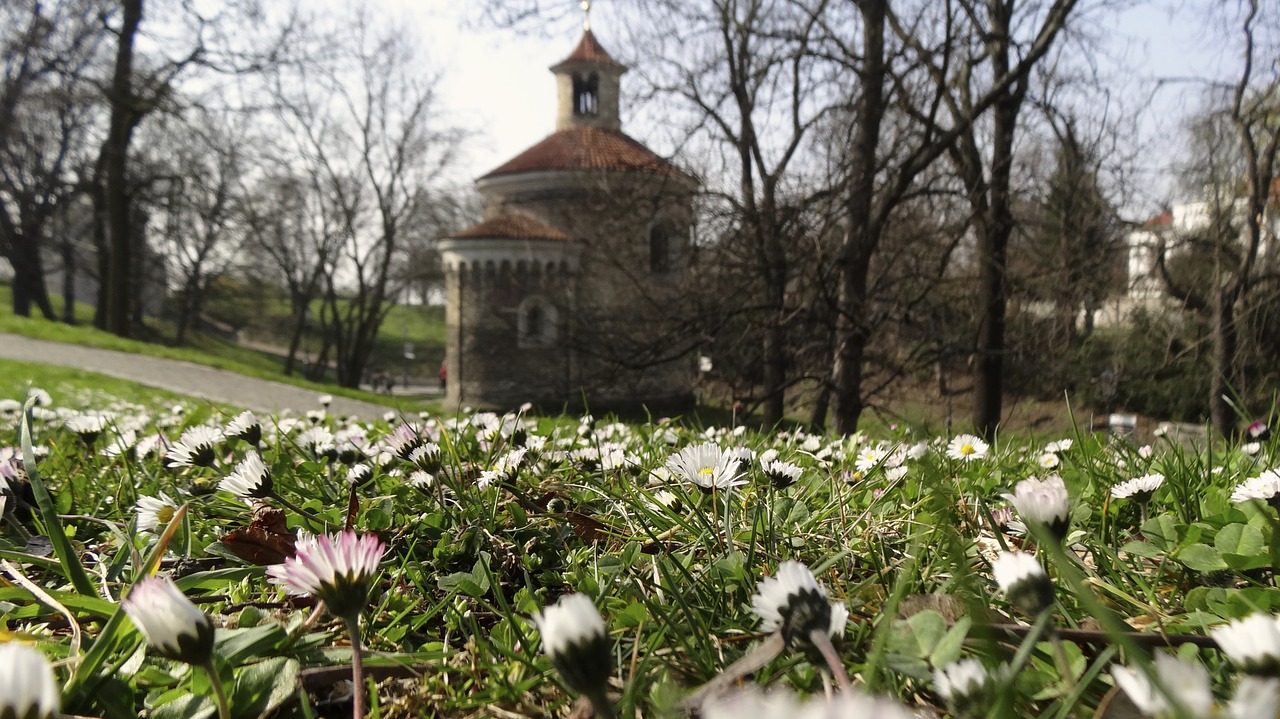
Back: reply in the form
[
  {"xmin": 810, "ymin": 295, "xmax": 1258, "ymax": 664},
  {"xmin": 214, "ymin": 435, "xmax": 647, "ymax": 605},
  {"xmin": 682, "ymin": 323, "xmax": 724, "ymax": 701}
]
[
  {"xmin": 0, "ymin": 357, "xmax": 214, "ymax": 411},
  {"xmin": 0, "ymin": 283, "xmax": 439, "ymax": 413}
]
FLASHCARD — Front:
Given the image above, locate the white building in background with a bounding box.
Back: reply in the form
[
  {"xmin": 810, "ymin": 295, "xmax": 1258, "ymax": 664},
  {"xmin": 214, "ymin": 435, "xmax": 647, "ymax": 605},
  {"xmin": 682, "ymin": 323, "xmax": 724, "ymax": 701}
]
[{"xmin": 1101, "ymin": 182, "xmax": 1280, "ymax": 327}]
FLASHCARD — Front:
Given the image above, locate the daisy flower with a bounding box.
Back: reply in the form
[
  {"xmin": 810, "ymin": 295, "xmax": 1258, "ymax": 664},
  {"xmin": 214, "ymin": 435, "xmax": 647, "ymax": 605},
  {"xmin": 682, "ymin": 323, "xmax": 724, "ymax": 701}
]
[
  {"xmin": 267, "ymin": 530, "xmax": 385, "ymax": 619},
  {"xmin": 0, "ymin": 642, "xmax": 60, "ymax": 719},
  {"xmin": 224, "ymin": 411, "xmax": 262, "ymax": 446},
  {"xmin": 1111, "ymin": 473, "xmax": 1164, "ymax": 502},
  {"xmin": 165, "ymin": 426, "xmax": 225, "ymax": 469},
  {"xmin": 751, "ymin": 560, "xmax": 849, "ymax": 644},
  {"xmin": 1211, "ymin": 613, "xmax": 1280, "ymax": 675},
  {"xmin": 121, "ymin": 576, "xmax": 215, "ymax": 666},
  {"xmin": 992, "ymin": 551, "xmax": 1054, "ymax": 616},
  {"xmin": 946, "ymin": 434, "xmax": 989, "ymax": 462},
  {"xmin": 934, "ymin": 657, "xmax": 992, "ymax": 713},
  {"xmin": 219, "ymin": 451, "xmax": 273, "ymax": 500},
  {"xmin": 1111, "ymin": 653, "xmax": 1213, "ymax": 717},
  {"xmin": 1002, "ymin": 475, "xmax": 1070, "ymax": 540},
  {"xmin": 531, "ymin": 593, "xmax": 613, "ymax": 714},
  {"xmin": 135, "ymin": 493, "xmax": 180, "ymax": 534},
  {"xmin": 665, "ymin": 443, "xmax": 745, "ymax": 492}
]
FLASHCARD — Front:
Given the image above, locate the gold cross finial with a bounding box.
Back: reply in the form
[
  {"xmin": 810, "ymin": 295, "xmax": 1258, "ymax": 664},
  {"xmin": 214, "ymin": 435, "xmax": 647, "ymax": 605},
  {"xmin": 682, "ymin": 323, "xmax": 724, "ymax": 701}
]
[{"xmin": 581, "ymin": 0, "xmax": 591, "ymax": 31}]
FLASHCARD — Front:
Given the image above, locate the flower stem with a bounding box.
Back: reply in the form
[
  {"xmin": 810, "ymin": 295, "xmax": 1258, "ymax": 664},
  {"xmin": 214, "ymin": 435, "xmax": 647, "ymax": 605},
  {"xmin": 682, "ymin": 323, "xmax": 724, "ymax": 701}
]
[
  {"xmin": 585, "ymin": 686, "xmax": 616, "ymax": 719},
  {"xmin": 203, "ymin": 660, "xmax": 232, "ymax": 719},
  {"xmin": 344, "ymin": 613, "xmax": 367, "ymax": 719},
  {"xmin": 808, "ymin": 629, "xmax": 853, "ymax": 695},
  {"xmin": 271, "ymin": 491, "xmax": 328, "ymax": 530}
]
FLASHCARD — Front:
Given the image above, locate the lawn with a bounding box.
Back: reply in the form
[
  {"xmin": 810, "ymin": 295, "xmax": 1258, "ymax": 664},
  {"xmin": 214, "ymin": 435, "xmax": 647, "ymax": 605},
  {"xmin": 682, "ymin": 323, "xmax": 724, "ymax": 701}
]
[
  {"xmin": 0, "ymin": 282, "xmax": 437, "ymax": 412},
  {"xmin": 1, "ymin": 379, "xmax": 1277, "ymax": 719}
]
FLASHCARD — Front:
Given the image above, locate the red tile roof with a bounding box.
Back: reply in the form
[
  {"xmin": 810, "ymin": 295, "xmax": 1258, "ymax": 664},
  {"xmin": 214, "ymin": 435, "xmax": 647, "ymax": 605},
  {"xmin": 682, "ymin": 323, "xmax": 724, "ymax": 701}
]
[
  {"xmin": 482, "ymin": 127, "xmax": 692, "ymax": 180},
  {"xmin": 1144, "ymin": 210, "xmax": 1173, "ymax": 228},
  {"xmin": 449, "ymin": 213, "xmax": 575, "ymax": 242},
  {"xmin": 555, "ymin": 30, "xmax": 624, "ymax": 69}
]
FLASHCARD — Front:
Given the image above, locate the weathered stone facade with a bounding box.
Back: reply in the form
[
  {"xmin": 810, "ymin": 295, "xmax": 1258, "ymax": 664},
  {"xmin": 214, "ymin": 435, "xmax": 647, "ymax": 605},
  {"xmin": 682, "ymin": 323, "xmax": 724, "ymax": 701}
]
[{"xmin": 439, "ymin": 30, "xmax": 697, "ymax": 411}]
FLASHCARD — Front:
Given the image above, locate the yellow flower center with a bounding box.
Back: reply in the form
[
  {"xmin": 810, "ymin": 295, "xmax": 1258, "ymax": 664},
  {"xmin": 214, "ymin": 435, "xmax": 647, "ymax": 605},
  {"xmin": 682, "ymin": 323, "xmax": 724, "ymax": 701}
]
[
  {"xmin": 960, "ymin": 443, "xmax": 975, "ymax": 455},
  {"xmin": 156, "ymin": 506, "xmax": 175, "ymax": 525},
  {"xmin": 698, "ymin": 467, "xmax": 715, "ymax": 477}
]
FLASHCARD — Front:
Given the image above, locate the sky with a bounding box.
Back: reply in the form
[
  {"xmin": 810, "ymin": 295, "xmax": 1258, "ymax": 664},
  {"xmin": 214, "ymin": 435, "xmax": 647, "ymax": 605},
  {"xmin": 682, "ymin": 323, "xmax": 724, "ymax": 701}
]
[{"xmin": 397, "ymin": 1, "xmax": 1236, "ymax": 218}]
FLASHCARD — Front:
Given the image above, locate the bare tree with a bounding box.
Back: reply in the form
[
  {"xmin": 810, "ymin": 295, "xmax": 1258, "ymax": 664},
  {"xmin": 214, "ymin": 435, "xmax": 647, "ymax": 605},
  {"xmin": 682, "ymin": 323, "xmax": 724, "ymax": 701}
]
[
  {"xmin": 269, "ymin": 9, "xmax": 463, "ymax": 387},
  {"xmin": 1154, "ymin": 2, "xmax": 1280, "ymax": 436},
  {"xmin": 0, "ymin": 0, "xmax": 107, "ymax": 318},
  {"xmin": 824, "ymin": 0, "xmax": 1080, "ymax": 435},
  {"xmin": 144, "ymin": 110, "xmax": 249, "ymax": 343}
]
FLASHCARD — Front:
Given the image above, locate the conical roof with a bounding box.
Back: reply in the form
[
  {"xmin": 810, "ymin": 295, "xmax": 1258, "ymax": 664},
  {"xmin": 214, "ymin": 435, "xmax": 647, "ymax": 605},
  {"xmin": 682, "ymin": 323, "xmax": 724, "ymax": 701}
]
[
  {"xmin": 448, "ymin": 213, "xmax": 575, "ymax": 242},
  {"xmin": 552, "ymin": 29, "xmax": 626, "ymax": 70},
  {"xmin": 481, "ymin": 127, "xmax": 692, "ymax": 180}
]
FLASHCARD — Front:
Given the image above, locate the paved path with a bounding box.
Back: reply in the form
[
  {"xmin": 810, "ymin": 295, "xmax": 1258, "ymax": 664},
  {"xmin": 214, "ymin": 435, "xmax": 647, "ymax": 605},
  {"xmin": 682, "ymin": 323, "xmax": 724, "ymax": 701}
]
[{"xmin": 0, "ymin": 333, "xmax": 408, "ymax": 422}]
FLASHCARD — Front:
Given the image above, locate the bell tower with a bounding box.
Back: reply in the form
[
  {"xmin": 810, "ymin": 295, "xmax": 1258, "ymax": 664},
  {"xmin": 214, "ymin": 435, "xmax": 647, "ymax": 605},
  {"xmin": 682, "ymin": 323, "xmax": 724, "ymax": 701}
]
[{"xmin": 550, "ymin": 9, "xmax": 627, "ymax": 133}]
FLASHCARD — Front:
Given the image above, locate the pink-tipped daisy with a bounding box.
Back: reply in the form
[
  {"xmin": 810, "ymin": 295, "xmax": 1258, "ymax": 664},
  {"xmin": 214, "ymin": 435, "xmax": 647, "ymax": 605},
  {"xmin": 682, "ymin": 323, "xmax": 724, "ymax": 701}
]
[{"xmin": 267, "ymin": 530, "xmax": 386, "ymax": 618}]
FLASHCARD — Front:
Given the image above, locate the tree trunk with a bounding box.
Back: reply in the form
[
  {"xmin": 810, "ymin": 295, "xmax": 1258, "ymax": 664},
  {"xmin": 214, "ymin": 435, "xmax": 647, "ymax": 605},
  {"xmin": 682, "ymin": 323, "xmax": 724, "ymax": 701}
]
[
  {"xmin": 971, "ymin": 1, "xmax": 1022, "ymax": 441},
  {"xmin": 283, "ymin": 298, "xmax": 308, "ymax": 376},
  {"xmin": 9, "ymin": 237, "xmax": 56, "ymax": 319},
  {"xmin": 831, "ymin": 0, "xmax": 886, "ymax": 436},
  {"xmin": 61, "ymin": 237, "xmax": 77, "ymax": 323},
  {"xmin": 102, "ymin": 0, "xmax": 143, "ymax": 338},
  {"xmin": 761, "ymin": 265, "xmax": 787, "ymax": 427}
]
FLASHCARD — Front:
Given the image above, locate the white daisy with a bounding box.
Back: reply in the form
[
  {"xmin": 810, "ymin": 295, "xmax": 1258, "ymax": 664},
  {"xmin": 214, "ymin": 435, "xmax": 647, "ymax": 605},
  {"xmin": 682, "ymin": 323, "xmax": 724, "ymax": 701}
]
[
  {"xmin": 0, "ymin": 642, "xmax": 60, "ymax": 719},
  {"xmin": 1111, "ymin": 473, "xmax": 1165, "ymax": 502},
  {"xmin": 991, "ymin": 551, "xmax": 1054, "ymax": 615},
  {"xmin": 1111, "ymin": 653, "xmax": 1213, "ymax": 717},
  {"xmin": 219, "ymin": 451, "xmax": 273, "ymax": 500},
  {"xmin": 665, "ymin": 443, "xmax": 745, "ymax": 492},
  {"xmin": 751, "ymin": 560, "xmax": 849, "ymax": 642},
  {"xmin": 1002, "ymin": 475, "xmax": 1070, "ymax": 539},
  {"xmin": 122, "ymin": 576, "xmax": 215, "ymax": 666},
  {"xmin": 946, "ymin": 434, "xmax": 989, "ymax": 462},
  {"xmin": 165, "ymin": 426, "xmax": 224, "ymax": 469},
  {"xmin": 1211, "ymin": 613, "xmax": 1280, "ymax": 675},
  {"xmin": 135, "ymin": 493, "xmax": 179, "ymax": 534}
]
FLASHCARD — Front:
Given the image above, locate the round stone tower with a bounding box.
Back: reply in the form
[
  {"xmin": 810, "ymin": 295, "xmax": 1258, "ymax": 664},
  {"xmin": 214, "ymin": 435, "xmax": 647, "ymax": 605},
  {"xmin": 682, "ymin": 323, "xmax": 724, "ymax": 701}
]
[{"xmin": 440, "ymin": 27, "xmax": 698, "ymax": 411}]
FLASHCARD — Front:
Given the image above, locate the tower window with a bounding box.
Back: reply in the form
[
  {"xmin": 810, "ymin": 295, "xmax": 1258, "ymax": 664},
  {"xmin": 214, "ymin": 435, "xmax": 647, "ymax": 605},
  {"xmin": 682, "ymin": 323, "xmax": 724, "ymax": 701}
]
[
  {"xmin": 573, "ymin": 73, "xmax": 599, "ymax": 116},
  {"xmin": 518, "ymin": 296, "xmax": 558, "ymax": 347},
  {"xmin": 649, "ymin": 223, "xmax": 673, "ymax": 275}
]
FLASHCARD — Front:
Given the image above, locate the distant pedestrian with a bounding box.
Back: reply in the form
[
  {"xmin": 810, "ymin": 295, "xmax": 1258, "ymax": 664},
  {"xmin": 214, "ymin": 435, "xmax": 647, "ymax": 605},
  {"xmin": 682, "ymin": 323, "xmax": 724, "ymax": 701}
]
[{"xmin": 439, "ymin": 362, "xmax": 447, "ymax": 391}]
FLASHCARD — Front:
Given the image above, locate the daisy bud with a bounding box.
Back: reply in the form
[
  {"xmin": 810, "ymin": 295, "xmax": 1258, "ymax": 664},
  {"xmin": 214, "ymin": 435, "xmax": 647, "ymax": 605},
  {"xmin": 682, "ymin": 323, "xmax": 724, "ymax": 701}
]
[
  {"xmin": 267, "ymin": 531, "xmax": 385, "ymax": 619},
  {"xmin": 751, "ymin": 560, "xmax": 849, "ymax": 648},
  {"xmin": 531, "ymin": 593, "xmax": 613, "ymax": 704},
  {"xmin": 0, "ymin": 642, "xmax": 60, "ymax": 719},
  {"xmin": 1210, "ymin": 613, "xmax": 1280, "ymax": 676},
  {"xmin": 991, "ymin": 551, "xmax": 1055, "ymax": 616},
  {"xmin": 121, "ymin": 576, "xmax": 216, "ymax": 666},
  {"xmin": 934, "ymin": 657, "xmax": 992, "ymax": 716},
  {"xmin": 1002, "ymin": 475, "xmax": 1070, "ymax": 541}
]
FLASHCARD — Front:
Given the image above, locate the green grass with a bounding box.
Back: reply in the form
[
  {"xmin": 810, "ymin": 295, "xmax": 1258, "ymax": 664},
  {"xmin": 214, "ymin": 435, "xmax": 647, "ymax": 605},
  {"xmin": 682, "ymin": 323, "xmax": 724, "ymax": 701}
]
[
  {"xmin": 0, "ymin": 357, "xmax": 212, "ymax": 410},
  {"xmin": 4, "ymin": 382, "xmax": 1277, "ymax": 718},
  {"xmin": 0, "ymin": 282, "xmax": 438, "ymax": 413}
]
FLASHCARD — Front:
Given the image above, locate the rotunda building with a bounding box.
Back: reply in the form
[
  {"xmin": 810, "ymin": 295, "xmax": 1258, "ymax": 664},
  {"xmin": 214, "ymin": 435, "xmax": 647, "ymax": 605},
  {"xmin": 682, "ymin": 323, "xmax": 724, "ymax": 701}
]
[{"xmin": 439, "ymin": 28, "xmax": 698, "ymax": 410}]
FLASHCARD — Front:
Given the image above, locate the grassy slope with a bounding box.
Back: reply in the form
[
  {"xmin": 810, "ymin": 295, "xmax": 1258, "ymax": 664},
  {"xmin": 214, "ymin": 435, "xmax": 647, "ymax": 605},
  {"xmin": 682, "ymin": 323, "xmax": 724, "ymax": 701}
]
[
  {"xmin": 0, "ymin": 356, "xmax": 213, "ymax": 410},
  {"xmin": 0, "ymin": 283, "xmax": 436, "ymax": 411}
]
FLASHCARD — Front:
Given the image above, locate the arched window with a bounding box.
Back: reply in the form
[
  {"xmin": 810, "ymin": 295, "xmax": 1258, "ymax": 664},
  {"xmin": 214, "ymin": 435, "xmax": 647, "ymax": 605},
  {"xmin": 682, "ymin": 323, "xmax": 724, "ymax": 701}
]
[
  {"xmin": 572, "ymin": 73, "xmax": 599, "ymax": 116},
  {"xmin": 649, "ymin": 223, "xmax": 673, "ymax": 275},
  {"xmin": 518, "ymin": 296, "xmax": 557, "ymax": 347}
]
